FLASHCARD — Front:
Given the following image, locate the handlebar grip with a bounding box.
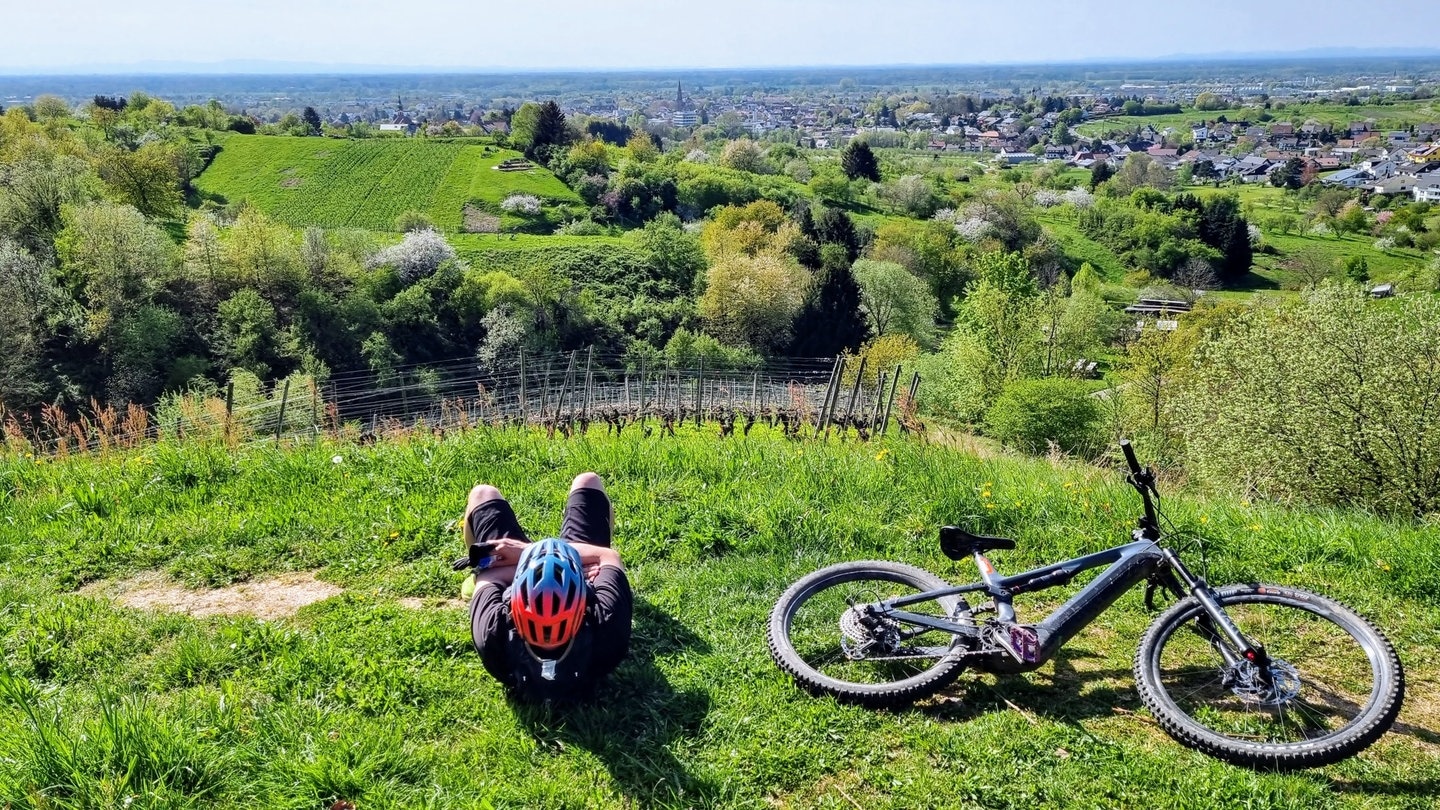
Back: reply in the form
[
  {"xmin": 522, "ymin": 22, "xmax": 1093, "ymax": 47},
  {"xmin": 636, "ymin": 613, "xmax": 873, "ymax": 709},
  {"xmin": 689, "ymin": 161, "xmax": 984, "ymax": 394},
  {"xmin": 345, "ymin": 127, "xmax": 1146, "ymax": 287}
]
[{"xmin": 1119, "ymin": 439, "xmax": 1142, "ymax": 476}]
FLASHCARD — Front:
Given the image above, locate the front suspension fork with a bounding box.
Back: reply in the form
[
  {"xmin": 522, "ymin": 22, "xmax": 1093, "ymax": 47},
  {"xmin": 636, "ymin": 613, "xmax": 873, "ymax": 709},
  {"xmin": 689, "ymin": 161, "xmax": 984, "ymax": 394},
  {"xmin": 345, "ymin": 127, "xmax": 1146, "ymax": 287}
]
[{"xmin": 1161, "ymin": 549, "xmax": 1270, "ymax": 673}]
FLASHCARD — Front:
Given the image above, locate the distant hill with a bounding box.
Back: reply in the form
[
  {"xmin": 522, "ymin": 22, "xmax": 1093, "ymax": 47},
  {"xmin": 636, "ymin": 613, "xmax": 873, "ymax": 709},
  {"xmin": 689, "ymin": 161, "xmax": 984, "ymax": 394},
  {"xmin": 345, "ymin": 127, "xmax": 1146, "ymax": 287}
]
[{"xmin": 193, "ymin": 135, "xmax": 582, "ymax": 233}]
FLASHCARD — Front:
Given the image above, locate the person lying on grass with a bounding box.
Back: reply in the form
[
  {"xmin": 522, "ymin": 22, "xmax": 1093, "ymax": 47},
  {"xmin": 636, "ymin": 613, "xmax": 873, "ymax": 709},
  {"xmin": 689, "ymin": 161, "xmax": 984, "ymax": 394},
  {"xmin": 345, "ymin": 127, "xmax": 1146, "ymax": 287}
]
[{"xmin": 455, "ymin": 472, "xmax": 632, "ymax": 703}]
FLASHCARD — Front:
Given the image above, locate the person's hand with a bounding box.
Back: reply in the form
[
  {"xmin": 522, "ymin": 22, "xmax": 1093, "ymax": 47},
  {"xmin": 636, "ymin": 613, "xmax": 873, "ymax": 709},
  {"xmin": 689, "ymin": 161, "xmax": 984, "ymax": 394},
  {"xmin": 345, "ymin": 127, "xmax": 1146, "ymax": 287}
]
[{"xmin": 485, "ymin": 537, "xmax": 530, "ymax": 568}]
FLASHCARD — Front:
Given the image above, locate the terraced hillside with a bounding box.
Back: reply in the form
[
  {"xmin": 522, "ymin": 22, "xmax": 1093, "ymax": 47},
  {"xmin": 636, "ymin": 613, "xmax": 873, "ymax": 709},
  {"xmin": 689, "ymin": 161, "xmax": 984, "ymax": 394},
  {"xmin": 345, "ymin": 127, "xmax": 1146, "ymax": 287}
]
[{"xmin": 194, "ymin": 135, "xmax": 582, "ymax": 231}]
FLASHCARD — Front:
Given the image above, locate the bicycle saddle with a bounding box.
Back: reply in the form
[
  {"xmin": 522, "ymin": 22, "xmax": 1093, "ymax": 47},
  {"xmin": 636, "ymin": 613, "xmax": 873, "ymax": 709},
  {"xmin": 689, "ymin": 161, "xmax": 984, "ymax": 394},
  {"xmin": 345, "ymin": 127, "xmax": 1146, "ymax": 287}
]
[{"xmin": 939, "ymin": 526, "xmax": 1016, "ymax": 560}]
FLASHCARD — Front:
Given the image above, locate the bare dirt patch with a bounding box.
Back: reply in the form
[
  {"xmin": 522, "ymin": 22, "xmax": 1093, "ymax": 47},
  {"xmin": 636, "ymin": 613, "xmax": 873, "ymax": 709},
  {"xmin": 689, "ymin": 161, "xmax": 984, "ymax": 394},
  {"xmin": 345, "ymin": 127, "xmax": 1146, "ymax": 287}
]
[{"xmin": 80, "ymin": 570, "xmax": 341, "ymax": 620}]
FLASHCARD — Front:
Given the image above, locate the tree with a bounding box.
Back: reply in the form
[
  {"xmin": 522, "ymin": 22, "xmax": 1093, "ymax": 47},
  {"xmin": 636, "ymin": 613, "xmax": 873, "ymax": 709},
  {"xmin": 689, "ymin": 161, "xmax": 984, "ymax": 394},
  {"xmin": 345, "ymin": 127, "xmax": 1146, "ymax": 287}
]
[
  {"xmin": 1270, "ymin": 157, "xmax": 1306, "ymax": 190},
  {"xmin": 96, "ymin": 140, "xmax": 186, "ymax": 218},
  {"xmin": 529, "ymin": 100, "xmax": 569, "ymax": 162},
  {"xmin": 719, "ymin": 138, "xmax": 766, "ymax": 173},
  {"xmin": 1089, "ymin": 160, "xmax": 1115, "ymax": 190},
  {"xmin": 921, "ymin": 252, "xmax": 1041, "ymax": 422},
  {"xmin": 55, "ymin": 202, "xmax": 175, "ymax": 319},
  {"xmin": 1194, "ymin": 92, "xmax": 1226, "ymax": 111},
  {"xmin": 302, "ymin": 106, "xmax": 323, "ymax": 136},
  {"xmin": 789, "ymin": 261, "xmax": 870, "ymax": 357},
  {"xmin": 852, "ymin": 259, "xmax": 939, "ymax": 347},
  {"xmin": 511, "ymin": 102, "xmax": 567, "ymax": 161},
  {"xmin": 0, "ymin": 151, "xmax": 101, "ymax": 256},
  {"xmin": 809, "ymin": 164, "xmax": 853, "ymax": 202},
  {"xmin": 369, "ymin": 228, "xmax": 458, "ymax": 284},
  {"xmin": 1197, "ymin": 194, "xmax": 1254, "ymax": 284},
  {"xmin": 1344, "ymin": 255, "xmax": 1370, "ymax": 284},
  {"xmin": 880, "ymin": 174, "xmax": 937, "ymax": 217},
  {"xmin": 225, "ymin": 208, "xmax": 303, "ymax": 295},
  {"xmin": 1285, "ymin": 245, "xmax": 1338, "ymax": 288},
  {"xmin": 840, "ymin": 139, "xmax": 881, "ymax": 182},
  {"xmin": 0, "ymin": 239, "xmax": 76, "ymax": 409},
  {"xmin": 697, "ymin": 253, "xmax": 808, "ymax": 353}
]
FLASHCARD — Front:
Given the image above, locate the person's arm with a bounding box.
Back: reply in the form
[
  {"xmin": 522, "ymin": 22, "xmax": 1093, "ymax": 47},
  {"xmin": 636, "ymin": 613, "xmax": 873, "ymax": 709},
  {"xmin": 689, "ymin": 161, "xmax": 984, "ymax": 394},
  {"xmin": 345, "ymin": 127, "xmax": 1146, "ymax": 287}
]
[
  {"xmin": 569, "ymin": 541, "xmax": 624, "ymax": 580},
  {"xmin": 469, "ymin": 537, "xmax": 531, "ymax": 586}
]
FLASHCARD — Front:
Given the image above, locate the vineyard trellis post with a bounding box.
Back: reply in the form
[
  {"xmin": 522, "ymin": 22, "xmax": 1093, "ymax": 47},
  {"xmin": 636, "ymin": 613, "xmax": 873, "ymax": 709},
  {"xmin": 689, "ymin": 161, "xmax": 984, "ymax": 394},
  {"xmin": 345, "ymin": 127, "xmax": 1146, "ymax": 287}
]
[
  {"xmin": 275, "ymin": 377, "xmax": 291, "ymax": 442},
  {"xmin": 224, "ymin": 381, "xmax": 234, "ymax": 442},
  {"xmin": 881, "ymin": 364, "xmax": 902, "ymax": 436},
  {"xmin": 518, "ymin": 349, "xmax": 527, "ymax": 425},
  {"xmin": 582, "ymin": 346, "xmax": 594, "ymax": 419},
  {"xmin": 841, "ymin": 356, "xmax": 866, "ymax": 436},
  {"xmin": 695, "ymin": 357, "xmax": 704, "ymax": 427},
  {"xmin": 816, "ymin": 356, "xmax": 840, "ymax": 431},
  {"xmin": 821, "ymin": 356, "xmax": 846, "ymax": 435},
  {"xmin": 870, "ymin": 370, "xmax": 888, "ymax": 433}
]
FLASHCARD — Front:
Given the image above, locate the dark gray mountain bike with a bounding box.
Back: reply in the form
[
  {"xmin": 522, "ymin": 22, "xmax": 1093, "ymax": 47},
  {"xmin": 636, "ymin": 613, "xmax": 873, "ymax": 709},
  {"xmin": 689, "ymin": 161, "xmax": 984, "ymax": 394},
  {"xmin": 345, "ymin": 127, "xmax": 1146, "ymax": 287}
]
[{"xmin": 767, "ymin": 440, "xmax": 1404, "ymax": 769}]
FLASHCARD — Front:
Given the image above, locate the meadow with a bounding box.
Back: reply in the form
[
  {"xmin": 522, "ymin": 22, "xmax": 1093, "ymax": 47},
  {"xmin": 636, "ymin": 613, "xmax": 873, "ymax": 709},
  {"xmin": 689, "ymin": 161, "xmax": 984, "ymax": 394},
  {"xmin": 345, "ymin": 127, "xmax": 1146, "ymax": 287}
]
[
  {"xmin": 193, "ymin": 136, "xmax": 581, "ymax": 233},
  {"xmin": 1, "ymin": 427, "xmax": 1436, "ymax": 809},
  {"xmin": 1073, "ymin": 100, "xmax": 1440, "ymax": 140}
]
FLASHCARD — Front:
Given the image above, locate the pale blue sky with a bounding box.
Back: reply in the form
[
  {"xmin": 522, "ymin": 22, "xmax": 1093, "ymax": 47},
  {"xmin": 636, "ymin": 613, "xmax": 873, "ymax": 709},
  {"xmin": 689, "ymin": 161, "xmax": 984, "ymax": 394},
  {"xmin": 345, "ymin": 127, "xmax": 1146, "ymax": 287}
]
[{"xmin": 6, "ymin": 0, "xmax": 1440, "ymax": 72}]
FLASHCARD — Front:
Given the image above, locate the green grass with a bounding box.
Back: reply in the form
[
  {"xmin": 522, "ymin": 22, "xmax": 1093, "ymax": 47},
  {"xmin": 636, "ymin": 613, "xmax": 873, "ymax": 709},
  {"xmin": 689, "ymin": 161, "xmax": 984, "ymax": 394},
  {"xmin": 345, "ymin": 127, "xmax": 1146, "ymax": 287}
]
[
  {"xmin": 1035, "ymin": 208, "xmax": 1129, "ymax": 282},
  {"xmin": 1074, "ymin": 100, "xmax": 1440, "ymax": 139},
  {"xmin": 194, "ymin": 136, "xmax": 580, "ymax": 232},
  {"xmin": 1, "ymin": 429, "xmax": 1436, "ymax": 808}
]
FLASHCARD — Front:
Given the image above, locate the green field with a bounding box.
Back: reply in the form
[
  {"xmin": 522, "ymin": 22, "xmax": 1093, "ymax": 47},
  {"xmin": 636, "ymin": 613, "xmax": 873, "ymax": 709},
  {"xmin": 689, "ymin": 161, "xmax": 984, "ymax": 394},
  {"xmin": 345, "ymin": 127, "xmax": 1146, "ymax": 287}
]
[
  {"xmin": 1075, "ymin": 100, "xmax": 1440, "ymax": 139},
  {"xmin": 194, "ymin": 136, "xmax": 582, "ymax": 232},
  {"xmin": 1, "ymin": 428, "xmax": 1436, "ymax": 808}
]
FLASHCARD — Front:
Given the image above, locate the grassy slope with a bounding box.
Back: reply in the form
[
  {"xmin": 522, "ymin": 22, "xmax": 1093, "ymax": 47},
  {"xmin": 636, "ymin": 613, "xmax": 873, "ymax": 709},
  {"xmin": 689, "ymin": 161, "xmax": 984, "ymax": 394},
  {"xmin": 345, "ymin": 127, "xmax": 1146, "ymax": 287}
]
[
  {"xmin": 1, "ymin": 430, "xmax": 1436, "ymax": 809},
  {"xmin": 1036, "ymin": 209, "xmax": 1129, "ymax": 282},
  {"xmin": 195, "ymin": 136, "xmax": 579, "ymax": 232}
]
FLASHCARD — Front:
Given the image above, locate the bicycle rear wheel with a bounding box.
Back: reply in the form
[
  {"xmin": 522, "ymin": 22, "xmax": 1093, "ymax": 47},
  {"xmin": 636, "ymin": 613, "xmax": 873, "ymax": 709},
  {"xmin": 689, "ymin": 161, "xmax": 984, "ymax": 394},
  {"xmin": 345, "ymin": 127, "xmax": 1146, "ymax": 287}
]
[
  {"xmin": 767, "ymin": 560, "xmax": 967, "ymax": 708},
  {"xmin": 1134, "ymin": 583, "xmax": 1403, "ymax": 769}
]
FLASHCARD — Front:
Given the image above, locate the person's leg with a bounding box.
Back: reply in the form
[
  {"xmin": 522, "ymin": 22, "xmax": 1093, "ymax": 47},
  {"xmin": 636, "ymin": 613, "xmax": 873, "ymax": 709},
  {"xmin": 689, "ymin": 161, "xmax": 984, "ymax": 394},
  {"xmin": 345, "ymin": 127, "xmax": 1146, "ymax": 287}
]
[
  {"xmin": 464, "ymin": 484, "xmax": 530, "ymax": 547},
  {"xmin": 559, "ymin": 472, "xmax": 614, "ymax": 548}
]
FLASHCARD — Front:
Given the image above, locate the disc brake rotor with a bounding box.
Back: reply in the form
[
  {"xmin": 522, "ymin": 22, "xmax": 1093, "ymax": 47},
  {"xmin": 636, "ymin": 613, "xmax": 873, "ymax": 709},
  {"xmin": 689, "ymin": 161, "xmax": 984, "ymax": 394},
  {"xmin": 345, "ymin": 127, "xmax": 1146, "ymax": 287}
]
[{"xmin": 1229, "ymin": 659, "xmax": 1303, "ymax": 707}]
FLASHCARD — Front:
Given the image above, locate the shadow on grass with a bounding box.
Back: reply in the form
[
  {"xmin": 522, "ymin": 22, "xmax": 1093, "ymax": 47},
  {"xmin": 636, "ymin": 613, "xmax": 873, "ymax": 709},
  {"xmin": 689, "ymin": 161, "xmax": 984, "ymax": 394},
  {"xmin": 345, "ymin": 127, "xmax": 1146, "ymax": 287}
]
[
  {"xmin": 512, "ymin": 597, "xmax": 719, "ymax": 807},
  {"xmin": 921, "ymin": 647, "xmax": 1143, "ymax": 725},
  {"xmin": 1328, "ymin": 775, "xmax": 1440, "ymax": 798}
]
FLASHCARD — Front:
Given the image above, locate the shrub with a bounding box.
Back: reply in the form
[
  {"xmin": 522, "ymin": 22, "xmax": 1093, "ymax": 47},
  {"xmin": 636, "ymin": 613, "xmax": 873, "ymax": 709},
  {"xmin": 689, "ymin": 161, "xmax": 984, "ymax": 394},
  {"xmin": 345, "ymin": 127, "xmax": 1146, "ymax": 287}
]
[
  {"xmin": 984, "ymin": 378, "xmax": 1102, "ymax": 456},
  {"xmin": 1178, "ymin": 284, "xmax": 1440, "ymax": 516},
  {"xmin": 394, "ymin": 210, "xmax": 434, "ymax": 233},
  {"xmin": 555, "ymin": 218, "xmax": 607, "ymax": 236},
  {"xmin": 368, "ymin": 229, "xmax": 457, "ymax": 283},
  {"xmin": 499, "ymin": 194, "xmax": 542, "ymax": 215}
]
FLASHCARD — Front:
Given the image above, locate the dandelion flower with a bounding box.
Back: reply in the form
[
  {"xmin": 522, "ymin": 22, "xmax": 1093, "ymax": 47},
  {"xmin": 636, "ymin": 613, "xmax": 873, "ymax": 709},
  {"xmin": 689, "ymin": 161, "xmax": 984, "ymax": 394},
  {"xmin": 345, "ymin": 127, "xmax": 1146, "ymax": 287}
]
[{"xmin": 332, "ymin": 455, "xmax": 344, "ymax": 464}]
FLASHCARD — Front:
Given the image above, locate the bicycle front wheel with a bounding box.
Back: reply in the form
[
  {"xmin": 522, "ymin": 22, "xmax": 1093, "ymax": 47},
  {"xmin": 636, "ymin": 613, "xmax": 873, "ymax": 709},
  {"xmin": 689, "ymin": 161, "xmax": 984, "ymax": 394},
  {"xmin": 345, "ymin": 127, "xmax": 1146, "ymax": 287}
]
[
  {"xmin": 1135, "ymin": 583, "xmax": 1403, "ymax": 769},
  {"xmin": 767, "ymin": 560, "xmax": 967, "ymax": 709}
]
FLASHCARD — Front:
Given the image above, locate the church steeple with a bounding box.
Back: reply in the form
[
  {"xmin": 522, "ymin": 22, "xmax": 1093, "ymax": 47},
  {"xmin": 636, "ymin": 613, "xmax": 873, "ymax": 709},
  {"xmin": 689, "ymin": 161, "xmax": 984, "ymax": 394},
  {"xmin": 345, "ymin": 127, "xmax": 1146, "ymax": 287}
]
[{"xmin": 676, "ymin": 81, "xmax": 684, "ymax": 111}]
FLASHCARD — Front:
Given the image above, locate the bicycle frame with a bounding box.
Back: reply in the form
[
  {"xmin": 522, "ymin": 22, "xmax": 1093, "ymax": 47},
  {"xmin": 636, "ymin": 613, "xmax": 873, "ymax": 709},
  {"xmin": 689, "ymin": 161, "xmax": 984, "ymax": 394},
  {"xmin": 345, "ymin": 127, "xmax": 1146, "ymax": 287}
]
[{"xmin": 878, "ymin": 539, "xmax": 1175, "ymax": 672}]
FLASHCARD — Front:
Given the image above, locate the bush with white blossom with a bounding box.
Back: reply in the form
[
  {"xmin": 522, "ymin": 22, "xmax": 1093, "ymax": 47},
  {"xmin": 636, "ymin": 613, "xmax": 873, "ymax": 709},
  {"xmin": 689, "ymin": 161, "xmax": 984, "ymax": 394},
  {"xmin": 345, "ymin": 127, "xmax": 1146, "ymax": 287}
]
[
  {"xmin": 500, "ymin": 194, "xmax": 542, "ymax": 215},
  {"xmin": 1033, "ymin": 190, "xmax": 1063, "ymax": 208},
  {"xmin": 368, "ymin": 228, "xmax": 457, "ymax": 283},
  {"xmin": 1062, "ymin": 187, "xmax": 1094, "ymax": 208},
  {"xmin": 953, "ymin": 217, "xmax": 994, "ymax": 243}
]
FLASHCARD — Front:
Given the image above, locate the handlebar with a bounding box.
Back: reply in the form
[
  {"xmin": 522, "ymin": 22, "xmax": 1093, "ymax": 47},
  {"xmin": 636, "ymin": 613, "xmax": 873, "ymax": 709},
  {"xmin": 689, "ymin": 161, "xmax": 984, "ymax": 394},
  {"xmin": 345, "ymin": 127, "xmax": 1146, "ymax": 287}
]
[{"xmin": 1118, "ymin": 439, "xmax": 1160, "ymax": 541}]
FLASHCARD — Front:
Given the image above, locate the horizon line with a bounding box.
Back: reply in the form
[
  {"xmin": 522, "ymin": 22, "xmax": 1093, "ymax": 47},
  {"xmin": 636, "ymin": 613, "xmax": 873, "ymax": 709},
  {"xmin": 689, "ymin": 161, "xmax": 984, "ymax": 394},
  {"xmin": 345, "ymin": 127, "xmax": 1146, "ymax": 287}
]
[{"xmin": 4, "ymin": 49, "xmax": 1440, "ymax": 78}]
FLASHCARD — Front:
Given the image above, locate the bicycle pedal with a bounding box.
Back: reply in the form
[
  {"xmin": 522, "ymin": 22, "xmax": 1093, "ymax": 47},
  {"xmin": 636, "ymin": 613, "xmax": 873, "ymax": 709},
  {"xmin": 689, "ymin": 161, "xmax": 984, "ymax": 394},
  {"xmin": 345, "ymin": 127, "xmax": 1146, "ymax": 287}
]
[{"xmin": 998, "ymin": 624, "xmax": 1041, "ymax": 664}]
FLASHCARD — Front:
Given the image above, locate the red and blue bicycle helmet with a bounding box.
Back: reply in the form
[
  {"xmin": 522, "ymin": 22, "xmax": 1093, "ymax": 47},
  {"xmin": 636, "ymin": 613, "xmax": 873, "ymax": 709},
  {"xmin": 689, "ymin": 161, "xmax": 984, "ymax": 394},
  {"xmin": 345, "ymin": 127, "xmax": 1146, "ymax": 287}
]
[{"xmin": 510, "ymin": 537, "xmax": 587, "ymax": 650}]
